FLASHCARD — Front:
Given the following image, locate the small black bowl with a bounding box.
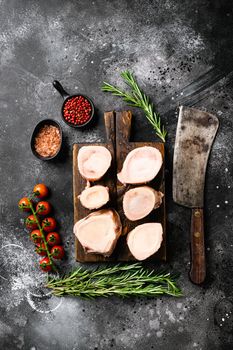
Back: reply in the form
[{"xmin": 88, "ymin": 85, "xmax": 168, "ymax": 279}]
[
  {"xmin": 31, "ymin": 119, "xmax": 63, "ymax": 160},
  {"xmin": 53, "ymin": 80, "xmax": 95, "ymax": 128}
]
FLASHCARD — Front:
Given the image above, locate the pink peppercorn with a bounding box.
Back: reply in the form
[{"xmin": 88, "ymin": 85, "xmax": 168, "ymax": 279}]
[{"xmin": 63, "ymin": 96, "xmax": 92, "ymax": 126}]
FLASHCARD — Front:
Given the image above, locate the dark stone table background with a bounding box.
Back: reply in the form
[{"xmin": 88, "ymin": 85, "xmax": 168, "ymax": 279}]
[{"xmin": 0, "ymin": 0, "xmax": 233, "ymax": 349}]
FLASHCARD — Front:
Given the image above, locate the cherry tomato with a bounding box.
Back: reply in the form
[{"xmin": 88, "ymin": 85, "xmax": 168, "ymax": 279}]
[
  {"xmin": 42, "ymin": 217, "xmax": 57, "ymax": 232},
  {"xmin": 25, "ymin": 214, "xmax": 38, "ymax": 230},
  {"xmin": 36, "ymin": 201, "xmax": 52, "ymax": 216},
  {"xmin": 33, "ymin": 184, "xmax": 49, "ymax": 199},
  {"xmin": 30, "ymin": 229, "xmax": 43, "ymax": 244},
  {"xmin": 51, "ymin": 245, "xmax": 65, "ymax": 259},
  {"xmin": 46, "ymin": 232, "xmax": 61, "ymax": 246},
  {"xmin": 35, "ymin": 242, "xmax": 47, "ymax": 256},
  {"xmin": 39, "ymin": 257, "xmax": 52, "ymax": 272},
  {"xmin": 18, "ymin": 197, "xmax": 31, "ymax": 212}
]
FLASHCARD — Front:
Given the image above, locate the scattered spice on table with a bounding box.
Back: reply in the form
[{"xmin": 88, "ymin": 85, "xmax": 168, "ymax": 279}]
[
  {"xmin": 63, "ymin": 96, "xmax": 92, "ymax": 125},
  {"xmin": 34, "ymin": 125, "xmax": 61, "ymax": 158}
]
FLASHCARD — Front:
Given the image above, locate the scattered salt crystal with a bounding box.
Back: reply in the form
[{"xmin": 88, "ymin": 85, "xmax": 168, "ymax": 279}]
[{"xmin": 156, "ymin": 331, "xmax": 163, "ymax": 338}]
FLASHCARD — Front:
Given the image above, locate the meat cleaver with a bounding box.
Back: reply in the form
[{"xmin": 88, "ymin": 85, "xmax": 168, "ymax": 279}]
[{"xmin": 173, "ymin": 106, "xmax": 219, "ymax": 284}]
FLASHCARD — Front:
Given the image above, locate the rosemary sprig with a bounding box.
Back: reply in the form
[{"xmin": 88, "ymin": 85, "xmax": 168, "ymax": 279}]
[
  {"xmin": 46, "ymin": 264, "xmax": 182, "ymax": 298},
  {"xmin": 102, "ymin": 70, "xmax": 167, "ymax": 142}
]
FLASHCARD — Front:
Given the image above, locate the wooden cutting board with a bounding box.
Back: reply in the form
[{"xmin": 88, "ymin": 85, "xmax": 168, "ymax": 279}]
[{"xmin": 73, "ymin": 111, "xmax": 166, "ymax": 262}]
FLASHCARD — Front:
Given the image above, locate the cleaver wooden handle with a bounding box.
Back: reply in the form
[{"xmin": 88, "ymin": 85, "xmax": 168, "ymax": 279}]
[{"xmin": 189, "ymin": 208, "xmax": 206, "ymax": 284}]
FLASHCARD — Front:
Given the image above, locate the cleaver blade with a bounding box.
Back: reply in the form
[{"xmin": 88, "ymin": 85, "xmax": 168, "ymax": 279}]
[{"xmin": 173, "ymin": 106, "xmax": 219, "ymax": 284}]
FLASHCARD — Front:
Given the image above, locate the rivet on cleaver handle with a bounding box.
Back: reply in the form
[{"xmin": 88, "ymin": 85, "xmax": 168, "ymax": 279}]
[{"xmin": 173, "ymin": 106, "xmax": 219, "ymax": 284}]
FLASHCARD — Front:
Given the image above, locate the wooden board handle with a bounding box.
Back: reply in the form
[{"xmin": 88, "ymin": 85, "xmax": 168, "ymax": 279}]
[
  {"xmin": 116, "ymin": 110, "xmax": 132, "ymax": 142},
  {"xmin": 189, "ymin": 208, "xmax": 206, "ymax": 284},
  {"xmin": 104, "ymin": 111, "xmax": 115, "ymax": 145}
]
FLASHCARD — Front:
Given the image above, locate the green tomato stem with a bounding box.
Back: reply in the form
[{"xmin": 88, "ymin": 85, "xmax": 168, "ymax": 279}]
[{"xmin": 27, "ymin": 197, "xmax": 57, "ymax": 272}]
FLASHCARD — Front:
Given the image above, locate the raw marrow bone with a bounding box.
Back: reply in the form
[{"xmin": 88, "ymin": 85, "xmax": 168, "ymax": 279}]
[
  {"xmin": 117, "ymin": 146, "xmax": 163, "ymax": 184},
  {"xmin": 78, "ymin": 145, "xmax": 112, "ymax": 181},
  {"xmin": 127, "ymin": 223, "xmax": 163, "ymax": 260},
  {"xmin": 74, "ymin": 209, "xmax": 122, "ymax": 256},
  {"xmin": 123, "ymin": 186, "xmax": 163, "ymax": 221},
  {"xmin": 79, "ymin": 185, "xmax": 109, "ymax": 210}
]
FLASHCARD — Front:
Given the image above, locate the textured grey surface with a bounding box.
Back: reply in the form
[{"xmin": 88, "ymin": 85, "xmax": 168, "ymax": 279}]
[{"xmin": 0, "ymin": 0, "xmax": 233, "ymax": 349}]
